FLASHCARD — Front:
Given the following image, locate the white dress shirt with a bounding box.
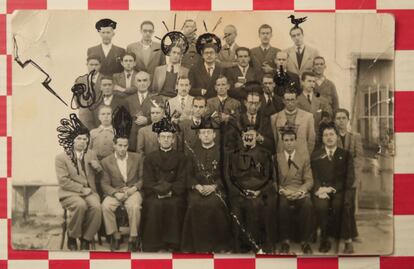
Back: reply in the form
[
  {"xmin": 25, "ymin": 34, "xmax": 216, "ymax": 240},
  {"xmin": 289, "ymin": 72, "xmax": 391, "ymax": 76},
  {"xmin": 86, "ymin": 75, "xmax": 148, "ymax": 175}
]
[
  {"xmin": 115, "ymin": 152, "xmax": 128, "ymax": 182},
  {"xmin": 101, "ymin": 43, "xmax": 112, "ymax": 57}
]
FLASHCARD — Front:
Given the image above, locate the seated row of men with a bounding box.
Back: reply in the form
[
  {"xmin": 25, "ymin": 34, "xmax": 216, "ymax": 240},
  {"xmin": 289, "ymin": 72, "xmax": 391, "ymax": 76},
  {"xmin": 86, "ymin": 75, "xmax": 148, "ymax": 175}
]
[{"xmin": 57, "ymin": 85, "xmax": 361, "ymax": 254}]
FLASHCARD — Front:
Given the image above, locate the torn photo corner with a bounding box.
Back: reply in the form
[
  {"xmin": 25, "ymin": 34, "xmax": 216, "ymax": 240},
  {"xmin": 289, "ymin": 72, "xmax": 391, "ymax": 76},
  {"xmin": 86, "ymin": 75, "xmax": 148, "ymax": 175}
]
[{"xmin": 11, "ymin": 10, "xmax": 394, "ymax": 255}]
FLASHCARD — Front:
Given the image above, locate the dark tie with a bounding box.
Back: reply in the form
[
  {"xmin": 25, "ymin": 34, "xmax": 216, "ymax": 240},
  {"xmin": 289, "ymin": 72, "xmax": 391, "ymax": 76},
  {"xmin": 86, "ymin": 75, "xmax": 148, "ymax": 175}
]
[
  {"xmin": 328, "ymin": 150, "xmax": 333, "ymax": 161},
  {"xmin": 307, "ymin": 94, "xmax": 312, "ymax": 104},
  {"xmin": 171, "ymin": 65, "xmax": 175, "ymax": 73},
  {"xmin": 288, "ymin": 155, "xmax": 293, "ymax": 168},
  {"xmin": 126, "ymin": 72, "xmax": 131, "ymax": 79},
  {"xmin": 208, "ymin": 67, "xmax": 213, "ymax": 77},
  {"xmin": 181, "ymin": 97, "xmax": 185, "ymax": 111}
]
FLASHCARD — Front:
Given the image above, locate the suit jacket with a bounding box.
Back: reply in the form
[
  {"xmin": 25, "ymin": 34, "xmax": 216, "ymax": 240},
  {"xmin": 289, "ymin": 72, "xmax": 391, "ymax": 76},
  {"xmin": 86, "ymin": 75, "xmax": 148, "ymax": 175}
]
[
  {"xmin": 126, "ymin": 41, "xmax": 166, "ymax": 76},
  {"xmin": 311, "ymin": 147, "xmax": 354, "ymax": 195},
  {"xmin": 55, "ymin": 150, "xmax": 100, "ymax": 199},
  {"xmin": 87, "ymin": 44, "xmax": 125, "ymax": 76},
  {"xmin": 125, "ymin": 93, "xmax": 161, "ymax": 151},
  {"xmin": 297, "ymin": 93, "xmax": 332, "ymax": 134},
  {"xmin": 112, "ymin": 71, "xmax": 138, "ymax": 98},
  {"xmin": 239, "ymin": 112, "xmax": 275, "ymax": 154},
  {"xmin": 100, "ymin": 152, "xmax": 143, "ymax": 196},
  {"xmin": 260, "ymin": 93, "xmax": 284, "ymax": 117},
  {"xmin": 188, "ymin": 62, "xmax": 224, "ymax": 99},
  {"xmin": 285, "ymin": 45, "xmax": 319, "ymax": 75},
  {"xmin": 226, "ymin": 65, "xmax": 261, "ymax": 101},
  {"xmin": 207, "ymin": 96, "xmax": 241, "ymax": 122},
  {"xmin": 137, "ymin": 124, "xmax": 159, "ymax": 157},
  {"xmin": 181, "ymin": 41, "xmax": 202, "ymax": 70},
  {"xmin": 152, "ymin": 65, "xmax": 189, "ymax": 94},
  {"xmin": 277, "ymin": 151, "xmax": 313, "ymax": 193},
  {"xmin": 218, "ymin": 43, "xmax": 239, "ymax": 68},
  {"xmin": 168, "ymin": 95, "xmax": 194, "ymax": 121},
  {"xmin": 337, "ymin": 131, "xmax": 363, "ymax": 188},
  {"xmin": 270, "ymin": 69, "xmax": 301, "ymax": 96},
  {"xmin": 250, "ymin": 46, "xmax": 281, "ymax": 70},
  {"xmin": 176, "ymin": 118, "xmax": 202, "ymax": 156},
  {"xmin": 270, "ymin": 108, "xmax": 315, "ymax": 155}
]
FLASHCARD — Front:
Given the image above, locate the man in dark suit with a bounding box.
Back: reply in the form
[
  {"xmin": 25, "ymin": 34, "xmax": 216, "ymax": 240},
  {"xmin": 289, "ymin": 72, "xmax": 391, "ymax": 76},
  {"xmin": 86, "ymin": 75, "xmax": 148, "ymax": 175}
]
[
  {"xmin": 127, "ymin": 20, "xmax": 166, "ymax": 77},
  {"xmin": 250, "ymin": 24, "xmax": 281, "ymax": 75},
  {"xmin": 55, "ymin": 116, "xmax": 102, "ymax": 251},
  {"xmin": 261, "ymin": 74, "xmax": 284, "ymax": 117},
  {"xmin": 125, "ymin": 71, "xmax": 162, "ymax": 151},
  {"xmin": 239, "ymin": 83, "xmax": 275, "ymax": 154},
  {"xmin": 313, "ymin": 56, "xmax": 339, "ymax": 113},
  {"xmin": 87, "ymin": 18, "xmax": 125, "ymax": 76},
  {"xmin": 276, "ymin": 125, "xmax": 313, "ymax": 254},
  {"xmin": 189, "ymin": 42, "xmax": 224, "ymax": 99},
  {"xmin": 335, "ymin": 108, "xmax": 364, "ymax": 242},
  {"xmin": 226, "ymin": 47, "xmax": 261, "ymax": 101},
  {"xmin": 101, "ymin": 109, "xmax": 143, "ymax": 251},
  {"xmin": 112, "ymin": 52, "xmax": 138, "ymax": 98},
  {"xmin": 311, "ymin": 122, "xmax": 355, "ymax": 254},
  {"xmin": 80, "ymin": 76, "xmax": 126, "ymax": 130}
]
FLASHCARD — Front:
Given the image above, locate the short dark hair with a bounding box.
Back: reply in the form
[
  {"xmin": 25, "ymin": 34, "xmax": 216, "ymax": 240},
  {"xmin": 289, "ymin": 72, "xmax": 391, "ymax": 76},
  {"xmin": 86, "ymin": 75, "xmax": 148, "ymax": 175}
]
[
  {"xmin": 87, "ymin": 55, "xmax": 102, "ymax": 63},
  {"xmin": 215, "ymin": 74, "xmax": 229, "ymax": 85},
  {"xmin": 281, "ymin": 130, "xmax": 297, "ymax": 140},
  {"xmin": 335, "ymin": 108, "xmax": 350, "ymax": 119},
  {"xmin": 258, "ymin": 24, "xmax": 272, "ymax": 34},
  {"xmin": 97, "ymin": 105, "xmax": 112, "ymax": 115},
  {"xmin": 313, "ymin": 56, "xmax": 326, "ymax": 65},
  {"xmin": 235, "ymin": 47, "xmax": 250, "ymax": 57},
  {"xmin": 121, "ymin": 52, "xmax": 136, "ymax": 61},
  {"xmin": 301, "ymin": 71, "xmax": 316, "ymax": 81},
  {"xmin": 113, "ymin": 136, "xmax": 128, "ymax": 145},
  {"xmin": 182, "ymin": 19, "xmax": 196, "ymax": 28},
  {"xmin": 320, "ymin": 122, "xmax": 339, "ymax": 136},
  {"xmin": 193, "ymin": 96, "xmax": 207, "ymax": 106},
  {"xmin": 289, "ymin": 26, "xmax": 304, "ymax": 35},
  {"xmin": 201, "ymin": 43, "xmax": 218, "ymax": 54},
  {"xmin": 100, "ymin": 76, "xmax": 113, "ymax": 82},
  {"xmin": 176, "ymin": 75, "xmax": 191, "ymax": 84},
  {"xmin": 262, "ymin": 74, "xmax": 274, "ymax": 82},
  {"xmin": 140, "ymin": 20, "xmax": 154, "ymax": 30}
]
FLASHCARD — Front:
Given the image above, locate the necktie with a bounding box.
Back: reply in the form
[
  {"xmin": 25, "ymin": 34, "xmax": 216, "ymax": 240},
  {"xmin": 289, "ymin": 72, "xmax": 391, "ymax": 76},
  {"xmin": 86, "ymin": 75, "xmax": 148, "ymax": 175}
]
[
  {"xmin": 181, "ymin": 97, "xmax": 185, "ymax": 111},
  {"xmin": 288, "ymin": 155, "xmax": 293, "ymax": 168},
  {"xmin": 242, "ymin": 66, "xmax": 246, "ymax": 76},
  {"xmin": 208, "ymin": 67, "xmax": 213, "ymax": 77},
  {"xmin": 195, "ymin": 119, "xmax": 201, "ymax": 126},
  {"xmin": 263, "ymin": 48, "xmax": 268, "ymax": 54},
  {"xmin": 140, "ymin": 93, "xmax": 145, "ymax": 104},
  {"xmin": 171, "ymin": 65, "xmax": 175, "ymax": 73},
  {"xmin": 328, "ymin": 150, "xmax": 333, "ymax": 161},
  {"xmin": 307, "ymin": 94, "xmax": 312, "ymax": 104},
  {"xmin": 126, "ymin": 72, "xmax": 131, "ymax": 79},
  {"xmin": 250, "ymin": 115, "xmax": 255, "ymax": 124},
  {"xmin": 77, "ymin": 154, "xmax": 87, "ymax": 177},
  {"xmin": 297, "ymin": 46, "xmax": 301, "ymax": 54}
]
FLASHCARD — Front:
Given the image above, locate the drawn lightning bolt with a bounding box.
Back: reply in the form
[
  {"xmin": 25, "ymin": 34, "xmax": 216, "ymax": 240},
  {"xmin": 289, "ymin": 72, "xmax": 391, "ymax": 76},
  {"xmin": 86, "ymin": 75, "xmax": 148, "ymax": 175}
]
[{"xmin": 13, "ymin": 35, "xmax": 68, "ymax": 106}]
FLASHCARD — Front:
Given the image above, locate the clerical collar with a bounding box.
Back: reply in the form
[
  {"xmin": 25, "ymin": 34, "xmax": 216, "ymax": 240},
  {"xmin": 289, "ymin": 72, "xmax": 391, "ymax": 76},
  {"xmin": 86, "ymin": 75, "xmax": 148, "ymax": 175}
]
[
  {"xmin": 202, "ymin": 143, "xmax": 215, "ymax": 149},
  {"xmin": 160, "ymin": 147, "xmax": 173, "ymax": 152},
  {"xmin": 285, "ymin": 109, "xmax": 297, "ymax": 115}
]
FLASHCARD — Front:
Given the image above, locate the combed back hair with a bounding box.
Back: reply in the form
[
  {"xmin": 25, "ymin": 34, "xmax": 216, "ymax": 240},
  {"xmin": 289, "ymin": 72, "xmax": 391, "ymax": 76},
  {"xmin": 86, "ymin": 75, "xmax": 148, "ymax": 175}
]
[
  {"xmin": 193, "ymin": 96, "xmax": 207, "ymax": 106},
  {"xmin": 262, "ymin": 74, "xmax": 274, "ymax": 82},
  {"xmin": 97, "ymin": 105, "xmax": 112, "ymax": 115},
  {"xmin": 301, "ymin": 71, "xmax": 316, "ymax": 81},
  {"xmin": 100, "ymin": 76, "xmax": 113, "ymax": 82},
  {"xmin": 258, "ymin": 24, "xmax": 272, "ymax": 33},
  {"xmin": 235, "ymin": 47, "xmax": 251, "ymax": 57},
  {"xmin": 140, "ymin": 20, "xmax": 154, "ymax": 29},
  {"xmin": 176, "ymin": 75, "xmax": 191, "ymax": 84},
  {"xmin": 182, "ymin": 19, "xmax": 196, "ymax": 28},
  {"xmin": 313, "ymin": 56, "xmax": 326, "ymax": 64},
  {"xmin": 215, "ymin": 74, "xmax": 229, "ymax": 84},
  {"xmin": 87, "ymin": 55, "xmax": 102, "ymax": 63},
  {"xmin": 289, "ymin": 26, "xmax": 304, "ymax": 35},
  {"xmin": 335, "ymin": 108, "xmax": 350, "ymax": 119},
  {"xmin": 121, "ymin": 52, "xmax": 137, "ymax": 61}
]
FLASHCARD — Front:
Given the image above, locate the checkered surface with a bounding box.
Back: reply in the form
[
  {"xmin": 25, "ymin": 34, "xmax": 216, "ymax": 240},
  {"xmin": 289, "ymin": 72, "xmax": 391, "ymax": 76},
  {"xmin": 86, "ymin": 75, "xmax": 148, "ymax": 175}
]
[{"xmin": 1, "ymin": 0, "xmax": 414, "ymax": 268}]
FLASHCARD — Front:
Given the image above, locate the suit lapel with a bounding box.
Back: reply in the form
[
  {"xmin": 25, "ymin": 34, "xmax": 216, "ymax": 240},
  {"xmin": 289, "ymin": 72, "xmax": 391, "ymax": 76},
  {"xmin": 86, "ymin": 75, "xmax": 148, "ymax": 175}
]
[
  {"xmin": 98, "ymin": 45, "xmax": 106, "ymax": 60},
  {"xmin": 277, "ymin": 153, "xmax": 289, "ymax": 185},
  {"xmin": 135, "ymin": 43, "xmax": 145, "ymax": 67},
  {"xmin": 159, "ymin": 65, "xmax": 167, "ymax": 90},
  {"xmin": 300, "ymin": 46, "xmax": 310, "ymax": 72},
  {"xmin": 111, "ymin": 155, "xmax": 124, "ymax": 182},
  {"xmin": 344, "ymin": 132, "xmax": 351, "ymax": 151},
  {"xmin": 126, "ymin": 154, "xmax": 134, "ymax": 182},
  {"xmin": 290, "ymin": 47, "xmax": 299, "ymax": 70}
]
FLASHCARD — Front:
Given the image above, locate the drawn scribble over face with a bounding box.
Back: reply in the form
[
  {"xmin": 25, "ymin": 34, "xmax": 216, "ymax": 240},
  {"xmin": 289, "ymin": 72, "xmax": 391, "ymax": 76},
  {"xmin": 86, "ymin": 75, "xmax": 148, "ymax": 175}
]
[
  {"xmin": 176, "ymin": 78, "xmax": 191, "ymax": 96},
  {"xmin": 73, "ymin": 134, "xmax": 89, "ymax": 152},
  {"xmin": 86, "ymin": 59, "xmax": 101, "ymax": 73},
  {"xmin": 158, "ymin": 132, "xmax": 174, "ymax": 149},
  {"xmin": 135, "ymin": 72, "xmax": 151, "ymax": 92},
  {"xmin": 99, "ymin": 27, "xmax": 115, "ymax": 45},
  {"xmin": 100, "ymin": 78, "xmax": 114, "ymax": 96},
  {"xmin": 242, "ymin": 129, "xmax": 257, "ymax": 148},
  {"xmin": 290, "ymin": 28, "xmax": 304, "ymax": 46},
  {"xmin": 198, "ymin": 129, "xmax": 216, "ymax": 145}
]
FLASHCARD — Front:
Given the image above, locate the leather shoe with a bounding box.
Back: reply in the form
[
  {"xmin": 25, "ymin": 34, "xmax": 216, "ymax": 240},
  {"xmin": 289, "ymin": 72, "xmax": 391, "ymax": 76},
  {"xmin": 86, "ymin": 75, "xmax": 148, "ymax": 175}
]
[
  {"xmin": 110, "ymin": 236, "xmax": 120, "ymax": 251},
  {"xmin": 319, "ymin": 240, "xmax": 331, "ymax": 253},
  {"xmin": 80, "ymin": 239, "xmax": 90, "ymax": 250},
  {"xmin": 128, "ymin": 240, "xmax": 138, "ymax": 252},
  {"xmin": 67, "ymin": 236, "xmax": 78, "ymax": 251},
  {"xmin": 344, "ymin": 242, "xmax": 354, "ymax": 254},
  {"xmin": 279, "ymin": 242, "xmax": 290, "ymax": 254},
  {"xmin": 301, "ymin": 243, "xmax": 313, "ymax": 254}
]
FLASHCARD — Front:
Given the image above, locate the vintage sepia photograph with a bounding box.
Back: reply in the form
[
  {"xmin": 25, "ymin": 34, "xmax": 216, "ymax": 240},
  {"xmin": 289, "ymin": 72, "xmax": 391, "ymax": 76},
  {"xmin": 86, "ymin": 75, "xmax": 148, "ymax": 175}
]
[{"xmin": 11, "ymin": 10, "xmax": 394, "ymax": 255}]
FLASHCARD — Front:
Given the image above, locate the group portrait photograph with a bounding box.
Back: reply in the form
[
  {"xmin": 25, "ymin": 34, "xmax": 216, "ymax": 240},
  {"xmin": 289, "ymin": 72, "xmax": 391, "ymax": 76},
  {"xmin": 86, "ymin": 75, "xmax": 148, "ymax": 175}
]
[{"xmin": 10, "ymin": 10, "xmax": 394, "ymax": 255}]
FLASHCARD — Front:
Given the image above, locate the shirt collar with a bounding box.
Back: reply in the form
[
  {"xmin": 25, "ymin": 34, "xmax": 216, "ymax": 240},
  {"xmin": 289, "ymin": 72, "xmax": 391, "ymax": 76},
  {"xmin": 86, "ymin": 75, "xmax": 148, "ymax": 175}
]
[
  {"xmin": 168, "ymin": 63, "xmax": 180, "ymax": 72},
  {"xmin": 141, "ymin": 40, "xmax": 152, "ymax": 48},
  {"xmin": 99, "ymin": 125, "xmax": 114, "ymax": 131},
  {"xmin": 238, "ymin": 64, "xmax": 249, "ymax": 72},
  {"xmin": 284, "ymin": 150, "xmax": 296, "ymax": 160},
  {"xmin": 285, "ymin": 109, "xmax": 297, "ymax": 115},
  {"xmin": 261, "ymin": 44, "xmax": 271, "ymax": 51},
  {"xmin": 325, "ymin": 146, "xmax": 337, "ymax": 155},
  {"xmin": 124, "ymin": 70, "xmax": 133, "ymax": 77},
  {"xmin": 115, "ymin": 152, "xmax": 128, "ymax": 161},
  {"xmin": 101, "ymin": 43, "xmax": 112, "ymax": 49},
  {"xmin": 218, "ymin": 95, "xmax": 228, "ymax": 103},
  {"xmin": 75, "ymin": 150, "xmax": 84, "ymax": 160},
  {"xmin": 204, "ymin": 62, "xmax": 215, "ymax": 71}
]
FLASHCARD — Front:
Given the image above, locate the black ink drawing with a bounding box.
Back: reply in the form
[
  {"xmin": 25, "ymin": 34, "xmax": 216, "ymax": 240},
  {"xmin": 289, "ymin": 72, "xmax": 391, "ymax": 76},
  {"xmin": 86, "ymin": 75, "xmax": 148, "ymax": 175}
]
[
  {"xmin": 13, "ymin": 35, "xmax": 68, "ymax": 106},
  {"xmin": 70, "ymin": 70, "xmax": 102, "ymax": 110},
  {"xmin": 288, "ymin": 15, "xmax": 307, "ymax": 28}
]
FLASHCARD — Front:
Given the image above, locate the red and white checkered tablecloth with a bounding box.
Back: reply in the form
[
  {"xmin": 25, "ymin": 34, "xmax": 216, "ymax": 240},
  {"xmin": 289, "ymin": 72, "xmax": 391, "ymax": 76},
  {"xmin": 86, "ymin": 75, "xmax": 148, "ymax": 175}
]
[{"xmin": 1, "ymin": 0, "xmax": 414, "ymax": 268}]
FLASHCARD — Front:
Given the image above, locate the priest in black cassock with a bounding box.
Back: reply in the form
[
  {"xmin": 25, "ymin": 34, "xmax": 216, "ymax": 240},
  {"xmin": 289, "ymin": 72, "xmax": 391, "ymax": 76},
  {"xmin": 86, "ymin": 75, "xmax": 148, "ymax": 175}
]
[
  {"xmin": 226, "ymin": 124, "xmax": 278, "ymax": 253},
  {"xmin": 181, "ymin": 116, "xmax": 233, "ymax": 253},
  {"xmin": 141, "ymin": 113, "xmax": 187, "ymax": 252}
]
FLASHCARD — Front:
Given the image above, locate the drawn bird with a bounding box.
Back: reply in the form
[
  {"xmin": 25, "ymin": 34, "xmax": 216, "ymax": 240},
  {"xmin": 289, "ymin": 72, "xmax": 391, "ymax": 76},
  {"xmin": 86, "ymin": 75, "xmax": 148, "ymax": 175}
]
[{"xmin": 288, "ymin": 15, "xmax": 307, "ymax": 28}]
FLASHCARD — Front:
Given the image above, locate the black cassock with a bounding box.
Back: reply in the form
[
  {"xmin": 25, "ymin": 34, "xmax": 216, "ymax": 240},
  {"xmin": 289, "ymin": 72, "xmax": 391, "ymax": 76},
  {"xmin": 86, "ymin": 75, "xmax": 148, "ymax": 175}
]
[
  {"xmin": 181, "ymin": 144, "xmax": 233, "ymax": 253},
  {"xmin": 142, "ymin": 149, "xmax": 186, "ymax": 251},
  {"xmin": 227, "ymin": 146, "xmax": 278, "ymax": 252}
]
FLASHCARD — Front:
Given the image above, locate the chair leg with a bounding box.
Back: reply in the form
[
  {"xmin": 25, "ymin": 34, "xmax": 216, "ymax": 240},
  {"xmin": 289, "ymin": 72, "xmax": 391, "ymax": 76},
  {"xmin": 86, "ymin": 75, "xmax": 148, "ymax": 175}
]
[{"xmin": 60, "ymin": 209, "xmax": 67, "ymax": 250}]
